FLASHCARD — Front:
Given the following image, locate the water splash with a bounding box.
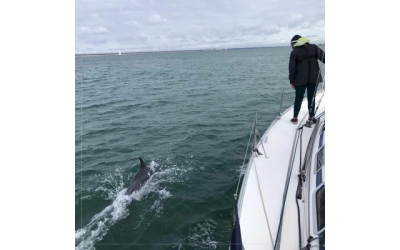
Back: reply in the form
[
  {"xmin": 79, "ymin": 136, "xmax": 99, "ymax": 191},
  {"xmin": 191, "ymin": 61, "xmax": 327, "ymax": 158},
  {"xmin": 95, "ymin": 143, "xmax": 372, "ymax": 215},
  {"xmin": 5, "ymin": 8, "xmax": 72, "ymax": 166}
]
[
  {"xmin": 236, "ymin": 163, "xmax": 247, "ymax": 176},
  {"xmin": 177, "ymin": 219, "xmax": 218, "ymax": 249},
  {"xmin": 75, "ymin": 161, "xmax": 174, "ymax": 250}
]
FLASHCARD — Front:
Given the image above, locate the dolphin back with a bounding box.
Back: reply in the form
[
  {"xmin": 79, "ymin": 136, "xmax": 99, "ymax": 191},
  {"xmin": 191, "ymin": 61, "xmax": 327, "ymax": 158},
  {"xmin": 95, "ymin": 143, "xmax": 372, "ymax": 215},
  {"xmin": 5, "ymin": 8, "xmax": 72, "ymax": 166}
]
[{"xmin": 125, "ymin": 158, "xmax": 153, "ymax": 195}]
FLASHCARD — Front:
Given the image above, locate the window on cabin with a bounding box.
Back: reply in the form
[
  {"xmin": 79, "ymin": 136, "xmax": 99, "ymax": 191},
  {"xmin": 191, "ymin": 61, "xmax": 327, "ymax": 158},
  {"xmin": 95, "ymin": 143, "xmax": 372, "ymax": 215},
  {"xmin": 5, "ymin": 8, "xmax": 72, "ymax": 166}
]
[
  {"xmin": 316, "ymin": 186, "xmax": 325, "ymax": 231},
  {"xmin": 319, "ymin": 130, "xmax": 325, "ymax": 149},
  {"xmin": 317, "ymin": 146, "xmax": 325, "ymax": 171}
]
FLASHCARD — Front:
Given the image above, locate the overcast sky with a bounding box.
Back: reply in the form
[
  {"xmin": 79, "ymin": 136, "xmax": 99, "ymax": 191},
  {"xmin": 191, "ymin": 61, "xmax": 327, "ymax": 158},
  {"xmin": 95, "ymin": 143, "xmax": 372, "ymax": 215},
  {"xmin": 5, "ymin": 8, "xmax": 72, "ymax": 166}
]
[{"xmin": 75, "ymin": 0, "xmax": 325, "ymax": 54}]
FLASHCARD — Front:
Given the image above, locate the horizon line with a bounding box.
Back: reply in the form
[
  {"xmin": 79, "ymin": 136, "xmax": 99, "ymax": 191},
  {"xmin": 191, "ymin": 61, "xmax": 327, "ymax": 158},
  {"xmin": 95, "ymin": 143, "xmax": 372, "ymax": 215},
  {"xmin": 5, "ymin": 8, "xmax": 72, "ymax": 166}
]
[{"xmin": 75, "ymin": 43, "xmax": 325, "ymax": 56}]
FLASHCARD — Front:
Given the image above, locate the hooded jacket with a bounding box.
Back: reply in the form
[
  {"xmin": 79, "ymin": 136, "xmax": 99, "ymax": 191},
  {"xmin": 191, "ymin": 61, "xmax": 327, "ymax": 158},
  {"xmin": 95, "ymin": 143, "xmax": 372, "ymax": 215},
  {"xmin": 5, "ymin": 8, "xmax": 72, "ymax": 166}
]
[{"xmin": 289, "ymin": 37, "xmax": 325, "ymax": 86}]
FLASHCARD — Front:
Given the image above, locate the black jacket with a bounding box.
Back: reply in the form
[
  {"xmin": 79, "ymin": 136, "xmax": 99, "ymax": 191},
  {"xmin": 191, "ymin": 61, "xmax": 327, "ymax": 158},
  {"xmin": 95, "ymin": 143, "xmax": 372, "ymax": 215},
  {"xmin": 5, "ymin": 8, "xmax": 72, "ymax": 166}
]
[{"xmin": 289, "ymin": 44, "xmax": 325, "ymax": 86}]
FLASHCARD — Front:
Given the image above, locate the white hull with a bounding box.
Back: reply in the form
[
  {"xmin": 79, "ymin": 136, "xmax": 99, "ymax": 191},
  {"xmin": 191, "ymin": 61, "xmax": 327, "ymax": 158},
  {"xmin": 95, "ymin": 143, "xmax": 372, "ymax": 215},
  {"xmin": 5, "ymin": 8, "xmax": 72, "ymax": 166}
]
[{"xmin": 236, "ymin": 90, "xmax": 325, "ymax": 250}]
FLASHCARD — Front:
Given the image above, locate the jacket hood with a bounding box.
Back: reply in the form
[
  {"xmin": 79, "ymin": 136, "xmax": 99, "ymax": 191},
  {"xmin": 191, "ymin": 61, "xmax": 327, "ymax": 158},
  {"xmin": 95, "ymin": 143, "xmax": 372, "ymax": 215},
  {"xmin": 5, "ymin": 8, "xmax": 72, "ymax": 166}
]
[{"xmin": 293, "ymin": 37, "xmax": 310, "ymax": 47}]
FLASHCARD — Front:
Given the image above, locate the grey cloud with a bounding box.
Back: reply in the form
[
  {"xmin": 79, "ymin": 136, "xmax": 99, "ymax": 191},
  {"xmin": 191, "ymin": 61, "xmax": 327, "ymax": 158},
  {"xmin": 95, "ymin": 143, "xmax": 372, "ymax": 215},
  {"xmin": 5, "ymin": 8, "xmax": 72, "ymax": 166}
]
[
  {"xmin": 90, "ymin": 39, "xmax": 109, "ymax": 45},
  {"xmin": 124, "ymin": 20, "xmax": 141, "ymax": 26},
  {"xmin": 147, "ymin": 14, "xmax": 168, "ymax": 24},
  {"xmin": 79, "ymin": 26, "xmax": 109, "ymax": 34},
  {"xmin": 137, "ymin": 35, "xmax": 149, "ymax": 42},
  {"xmin": 76, "ymin": 0, "xmax": 324, "ymax": 53}
]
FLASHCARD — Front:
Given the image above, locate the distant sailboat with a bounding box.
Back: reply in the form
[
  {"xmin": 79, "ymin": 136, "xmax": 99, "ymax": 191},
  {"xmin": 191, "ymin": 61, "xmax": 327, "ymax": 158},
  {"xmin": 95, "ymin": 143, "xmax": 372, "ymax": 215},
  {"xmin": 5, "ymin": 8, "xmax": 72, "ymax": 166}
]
[{"xmin": 118, "ymin": 51, "xmax": 121, "ymax": 55}]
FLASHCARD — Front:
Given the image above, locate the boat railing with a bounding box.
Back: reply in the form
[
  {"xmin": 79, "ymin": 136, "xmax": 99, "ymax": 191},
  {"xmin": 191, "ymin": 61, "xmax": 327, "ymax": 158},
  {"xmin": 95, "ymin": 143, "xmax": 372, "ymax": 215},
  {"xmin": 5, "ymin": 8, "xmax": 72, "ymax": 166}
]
[{"xmin": 230, "ymin": 62, "xmax": 325, "ymax": 249}]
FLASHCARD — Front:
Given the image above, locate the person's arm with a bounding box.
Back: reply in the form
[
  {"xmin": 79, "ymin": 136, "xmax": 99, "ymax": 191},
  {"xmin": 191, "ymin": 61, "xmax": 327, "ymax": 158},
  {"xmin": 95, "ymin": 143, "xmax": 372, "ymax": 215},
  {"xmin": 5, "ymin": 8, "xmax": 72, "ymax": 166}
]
[
  {"xmin": 289, "ymin": 51, "xmax": 297, "ymax": 86},
  {"xmin": 315, "ymin": 45, "xmax": 325, "ymax": 64}
]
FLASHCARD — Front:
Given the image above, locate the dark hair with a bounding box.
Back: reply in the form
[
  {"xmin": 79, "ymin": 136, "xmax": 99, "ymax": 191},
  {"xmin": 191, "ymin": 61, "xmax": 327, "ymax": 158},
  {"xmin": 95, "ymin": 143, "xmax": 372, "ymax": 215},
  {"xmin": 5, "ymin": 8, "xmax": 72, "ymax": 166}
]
[{"xmin": 291, "ymin": 35, "xmax": 302, "ymax": 44}]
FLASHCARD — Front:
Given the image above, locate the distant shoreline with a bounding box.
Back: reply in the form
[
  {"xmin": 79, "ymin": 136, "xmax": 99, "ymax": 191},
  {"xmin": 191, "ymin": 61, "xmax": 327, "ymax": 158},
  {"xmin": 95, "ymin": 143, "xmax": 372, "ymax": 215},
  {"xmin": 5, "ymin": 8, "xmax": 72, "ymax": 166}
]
[{"xmin": 75, "ymin": 45, "xmax": 325, "ymax": 57}]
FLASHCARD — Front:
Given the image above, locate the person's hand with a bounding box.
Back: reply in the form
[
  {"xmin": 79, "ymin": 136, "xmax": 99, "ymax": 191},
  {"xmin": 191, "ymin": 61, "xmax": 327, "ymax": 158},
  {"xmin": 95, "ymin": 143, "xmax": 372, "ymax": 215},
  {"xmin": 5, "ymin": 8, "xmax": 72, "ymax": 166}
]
[{"xmin": 291, "ymin": 84, "xmax": 295, "ymax": 89}]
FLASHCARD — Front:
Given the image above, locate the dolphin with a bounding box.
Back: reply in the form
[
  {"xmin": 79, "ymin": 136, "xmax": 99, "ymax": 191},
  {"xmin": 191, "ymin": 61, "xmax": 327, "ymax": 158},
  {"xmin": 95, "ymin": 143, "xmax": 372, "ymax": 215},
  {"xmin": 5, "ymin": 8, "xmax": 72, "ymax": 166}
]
[{"xmin": 125, "ymin": 158, "xmax": 153, "ymax": 195}]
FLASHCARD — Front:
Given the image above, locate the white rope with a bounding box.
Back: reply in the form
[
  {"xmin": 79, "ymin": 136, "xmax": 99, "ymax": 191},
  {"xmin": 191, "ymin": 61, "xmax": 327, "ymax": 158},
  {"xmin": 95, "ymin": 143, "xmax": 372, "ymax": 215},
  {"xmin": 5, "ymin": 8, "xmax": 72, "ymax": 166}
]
[{"xmin": 253, "ymin": 158, "xmax": 275, "ymax": 248}]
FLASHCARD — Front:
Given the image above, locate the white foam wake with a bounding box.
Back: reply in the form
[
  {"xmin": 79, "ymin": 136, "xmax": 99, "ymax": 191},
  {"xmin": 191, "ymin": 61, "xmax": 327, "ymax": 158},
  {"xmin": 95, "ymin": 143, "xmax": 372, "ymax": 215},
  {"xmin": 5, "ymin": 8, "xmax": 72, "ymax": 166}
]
[{"xmin": 75, "ymin": 161, "xmax": 173, "ymax": 250}]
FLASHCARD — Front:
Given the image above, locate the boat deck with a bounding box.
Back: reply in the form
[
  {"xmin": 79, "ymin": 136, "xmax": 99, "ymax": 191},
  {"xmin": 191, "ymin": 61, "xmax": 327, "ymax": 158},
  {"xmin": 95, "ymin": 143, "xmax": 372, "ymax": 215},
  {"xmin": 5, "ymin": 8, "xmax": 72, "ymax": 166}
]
[{"xmin": 238, "ymin": 91, "xmax": 325, "ymax": 250}]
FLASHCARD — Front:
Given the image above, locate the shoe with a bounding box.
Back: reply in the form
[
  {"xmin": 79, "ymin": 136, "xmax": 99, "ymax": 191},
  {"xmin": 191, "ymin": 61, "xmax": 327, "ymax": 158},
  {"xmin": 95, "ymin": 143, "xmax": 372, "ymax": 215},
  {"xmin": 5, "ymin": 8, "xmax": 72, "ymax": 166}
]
[
  {"xmin": 309, "ymin": 117, "xmax": 317, "ymax": 123},
  {"xmin": 291, "ymin": 118, "xmax": 298, "ymax": 123}
]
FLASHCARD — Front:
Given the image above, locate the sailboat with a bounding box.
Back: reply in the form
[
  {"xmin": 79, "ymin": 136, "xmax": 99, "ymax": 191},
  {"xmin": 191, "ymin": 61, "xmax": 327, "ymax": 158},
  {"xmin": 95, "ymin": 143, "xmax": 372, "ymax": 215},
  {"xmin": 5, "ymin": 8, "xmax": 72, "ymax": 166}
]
[{"xmin": 230, "ymin": 85, "xmax": 325, "ymax": 250}]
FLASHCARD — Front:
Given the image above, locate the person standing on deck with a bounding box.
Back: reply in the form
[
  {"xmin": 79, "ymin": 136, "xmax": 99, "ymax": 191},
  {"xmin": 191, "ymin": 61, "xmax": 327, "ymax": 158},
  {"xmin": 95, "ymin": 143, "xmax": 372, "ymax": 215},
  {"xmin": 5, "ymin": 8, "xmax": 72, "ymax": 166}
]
[{"xmin": 289, "ymin": 35, "xmax": 325, "ymax": 123}]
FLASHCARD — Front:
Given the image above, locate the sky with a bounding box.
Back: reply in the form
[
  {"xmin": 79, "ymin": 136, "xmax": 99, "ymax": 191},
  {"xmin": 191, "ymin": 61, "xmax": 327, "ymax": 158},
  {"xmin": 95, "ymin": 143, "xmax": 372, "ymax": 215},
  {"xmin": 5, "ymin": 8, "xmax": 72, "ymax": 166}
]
[{"xmin": 75, "ymin": 0, "xmax": 325, "ymax": 54}]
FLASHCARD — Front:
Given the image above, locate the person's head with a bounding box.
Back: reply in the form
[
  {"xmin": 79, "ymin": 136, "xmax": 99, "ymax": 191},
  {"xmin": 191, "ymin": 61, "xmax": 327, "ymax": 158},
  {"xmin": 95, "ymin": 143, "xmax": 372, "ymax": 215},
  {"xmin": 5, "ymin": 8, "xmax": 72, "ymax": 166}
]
[{"xmin": 291, "ymin": 35, "xmax": 302, "ymax": 48}]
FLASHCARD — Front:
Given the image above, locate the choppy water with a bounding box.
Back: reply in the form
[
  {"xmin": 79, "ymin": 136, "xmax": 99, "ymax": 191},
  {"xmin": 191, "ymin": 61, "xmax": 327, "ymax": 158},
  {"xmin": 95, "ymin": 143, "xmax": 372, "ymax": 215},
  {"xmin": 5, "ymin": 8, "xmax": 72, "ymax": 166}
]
[{"xmin": 75, "ymin": 47, "xmax": 325, "ymax": 250}]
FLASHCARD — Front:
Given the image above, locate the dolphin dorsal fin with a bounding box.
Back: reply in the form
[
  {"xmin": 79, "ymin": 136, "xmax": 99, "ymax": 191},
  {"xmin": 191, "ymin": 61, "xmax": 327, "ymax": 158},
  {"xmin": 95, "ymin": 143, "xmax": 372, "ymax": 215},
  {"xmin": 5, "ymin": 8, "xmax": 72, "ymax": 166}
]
[{"xmin": 139, "ymin": 158, "xmax": 147, "ymax": 169}]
